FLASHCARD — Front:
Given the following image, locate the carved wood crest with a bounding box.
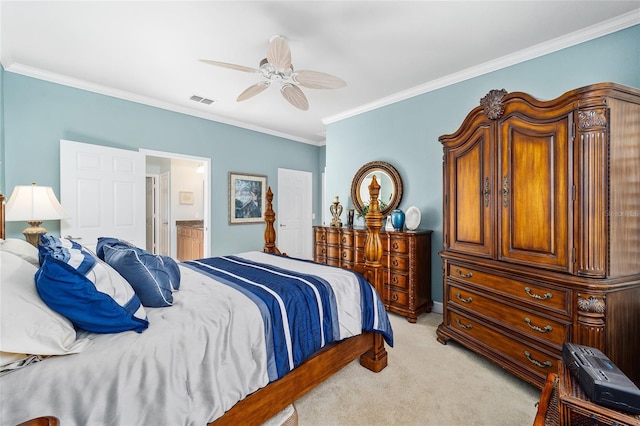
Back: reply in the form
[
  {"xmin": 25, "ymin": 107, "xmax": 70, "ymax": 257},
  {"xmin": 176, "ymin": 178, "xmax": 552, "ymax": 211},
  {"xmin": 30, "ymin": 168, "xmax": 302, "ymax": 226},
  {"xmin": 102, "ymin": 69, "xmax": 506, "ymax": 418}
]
[
  {"xmin": 578, "ymin": 109, "xmax": 607, "ymax": 129},
  {"xmin": 480, "ymin": 89, "xmax": 508, "ymax": 120},
  {"xmin": 577, "ymin": 294, "xmax": 606, "ymax": 313}
]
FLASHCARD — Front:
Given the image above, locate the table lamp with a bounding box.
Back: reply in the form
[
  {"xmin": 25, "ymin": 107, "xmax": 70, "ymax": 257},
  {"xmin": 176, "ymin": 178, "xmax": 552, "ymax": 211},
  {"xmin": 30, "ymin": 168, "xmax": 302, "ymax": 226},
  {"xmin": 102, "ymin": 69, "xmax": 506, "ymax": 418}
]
[{"xmin": 5, "ymin": 183, "xmax": 70, "ymax": 247}]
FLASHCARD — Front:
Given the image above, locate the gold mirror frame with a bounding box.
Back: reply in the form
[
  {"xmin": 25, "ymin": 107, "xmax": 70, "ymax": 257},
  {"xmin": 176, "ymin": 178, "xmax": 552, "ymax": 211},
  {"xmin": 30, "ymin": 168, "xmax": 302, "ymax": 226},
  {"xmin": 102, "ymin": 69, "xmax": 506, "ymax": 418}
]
[{"xmin": 350, "ymin": 161, "xmax": 403, "ymax": 217}]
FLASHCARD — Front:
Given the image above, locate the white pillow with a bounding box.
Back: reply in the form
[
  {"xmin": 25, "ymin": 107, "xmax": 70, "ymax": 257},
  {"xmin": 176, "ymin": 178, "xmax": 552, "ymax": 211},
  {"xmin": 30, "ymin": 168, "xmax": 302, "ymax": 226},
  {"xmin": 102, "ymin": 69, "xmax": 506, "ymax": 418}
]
[
  {"xmin": 0, "ymin": 238, "xmax": 40, "ymax": 267},
  {"xmin": 0, "ymin": 250, "xmax": 90, "ymax": 359}
]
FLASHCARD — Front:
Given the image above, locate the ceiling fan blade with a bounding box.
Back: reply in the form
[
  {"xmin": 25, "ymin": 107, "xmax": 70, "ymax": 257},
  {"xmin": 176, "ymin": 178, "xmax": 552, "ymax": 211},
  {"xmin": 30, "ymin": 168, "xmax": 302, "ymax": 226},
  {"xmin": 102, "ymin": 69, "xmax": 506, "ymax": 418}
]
[
  {"xmin": 266, "ymin": 36, "xmax": 292, "ymax": 71},
  {"xmin": 237, "ymin": 81, "xmax": 271, "ymax": 102},
  {"xmin": 293, "ymin": 70, "xmax": 347, "ymax": 89},
  {"xmin": 199, "ymin": 59, "xmax": 259, "ymax": 73},
  {"xmin": 281, "ymin": 84, "xmax": 309, "ymax": 111}
]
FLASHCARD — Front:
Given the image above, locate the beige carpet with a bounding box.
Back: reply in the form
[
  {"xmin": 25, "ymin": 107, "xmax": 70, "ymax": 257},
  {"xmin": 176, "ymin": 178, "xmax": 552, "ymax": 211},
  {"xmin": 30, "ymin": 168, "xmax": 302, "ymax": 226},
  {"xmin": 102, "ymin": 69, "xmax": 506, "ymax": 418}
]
[{"xmin": 294, "ymin": 312, "xmax": 541, "ymax": 425}]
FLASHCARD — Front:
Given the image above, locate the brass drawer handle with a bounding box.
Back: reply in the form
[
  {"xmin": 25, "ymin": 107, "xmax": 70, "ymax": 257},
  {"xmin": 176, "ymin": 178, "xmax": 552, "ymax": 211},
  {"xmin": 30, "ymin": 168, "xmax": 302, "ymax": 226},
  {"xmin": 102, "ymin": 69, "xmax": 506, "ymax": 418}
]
[
  {"xmin": 392, "ymin": 275, "xmax": 398, "ymax": 284},
  {"xmin": 455, "ymin": 318, "xmax": 473, "ymax": 330},
  {"xmin": 455, "ymin": 292, "xmax": 473, "ymax": 303},
  {"xmin": 342, "ymin": 252, "xmax": 347, "ymax": 258},
  {"xmin": 524, "ymin": 317, "xmax": 553, "ymax": 333},
  {"xmin": 392, "ymin": 259, "xmax": 399, "ymax": 267},
  {"xmin": 392, "ymin": 242, "xmax": 399, "ymax": 250},
  {"xmin": 341, "ymin": 237, "xmax": 347, "ymax": 243},
  {"xmin": 483, "ymin": 177, "xmax": 490, "ymax": 207},
  {"xmin": 455, "ymin": 269, "xmax": 473, "ymax": 279},
  {"xmin": 503, "ymin": 175, "xmax": 509, "ymax": 207},
  {"xmin": 391, "ymin": 292, "xmax": 398, "ymax": 301},
  {"xmin": 524, "ymin": 287, "xmax": 553, "ymax": 300},
  {"xmin": 524, "ymin": 351, "xmax": 552, "ymax": 368}
]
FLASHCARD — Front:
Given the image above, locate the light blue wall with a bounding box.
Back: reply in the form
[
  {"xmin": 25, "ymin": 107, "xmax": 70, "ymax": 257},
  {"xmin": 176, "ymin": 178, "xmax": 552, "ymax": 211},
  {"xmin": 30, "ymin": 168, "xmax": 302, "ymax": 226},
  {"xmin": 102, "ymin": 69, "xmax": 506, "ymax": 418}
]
[
  {"xmin": 1, "ymin": 73, "xmax": 322, "ymax": 255},
  {"xmin": 2, "ymin": 25, "xmax": 638, "ymax": 302},
  {"xmin": 325, "ymin": 25, "xmax": 640, "ymax": 304}
]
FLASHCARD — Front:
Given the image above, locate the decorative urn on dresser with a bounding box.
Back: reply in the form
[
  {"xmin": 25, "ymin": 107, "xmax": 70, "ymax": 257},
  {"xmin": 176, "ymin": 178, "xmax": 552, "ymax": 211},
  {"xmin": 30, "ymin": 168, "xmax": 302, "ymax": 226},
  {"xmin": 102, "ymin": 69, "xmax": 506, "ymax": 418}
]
[
  {"xmin": 390, "ymin": 209, "xmax": 405, "ymax": 231},
  {"xmin": 436, "ymin": 83, "xmax": 640, "ymax": 389}
]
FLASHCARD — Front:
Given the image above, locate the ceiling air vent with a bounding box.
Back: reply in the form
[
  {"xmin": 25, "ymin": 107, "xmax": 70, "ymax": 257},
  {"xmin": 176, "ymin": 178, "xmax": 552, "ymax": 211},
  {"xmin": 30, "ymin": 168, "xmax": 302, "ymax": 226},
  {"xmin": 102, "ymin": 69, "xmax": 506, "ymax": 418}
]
[{"xmin": 190, "ymin": 95, "xmax": 214, "ymax": 105}]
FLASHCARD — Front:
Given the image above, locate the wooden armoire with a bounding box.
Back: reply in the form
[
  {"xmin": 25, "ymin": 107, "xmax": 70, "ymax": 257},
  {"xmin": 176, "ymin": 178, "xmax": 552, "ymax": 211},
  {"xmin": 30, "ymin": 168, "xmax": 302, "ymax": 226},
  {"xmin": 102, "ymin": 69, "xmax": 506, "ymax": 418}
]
[{"xmin": 436, "ymin": 83, "xmax": 640, "ymax": 389}]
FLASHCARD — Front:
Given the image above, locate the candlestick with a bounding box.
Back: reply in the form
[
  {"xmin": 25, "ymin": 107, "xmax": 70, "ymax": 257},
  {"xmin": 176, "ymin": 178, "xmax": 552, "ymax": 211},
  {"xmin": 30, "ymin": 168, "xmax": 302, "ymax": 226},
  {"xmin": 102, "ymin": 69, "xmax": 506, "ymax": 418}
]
[{"xmin": 329, "ymin": 197, "xmax": 343, "ymax": 227}]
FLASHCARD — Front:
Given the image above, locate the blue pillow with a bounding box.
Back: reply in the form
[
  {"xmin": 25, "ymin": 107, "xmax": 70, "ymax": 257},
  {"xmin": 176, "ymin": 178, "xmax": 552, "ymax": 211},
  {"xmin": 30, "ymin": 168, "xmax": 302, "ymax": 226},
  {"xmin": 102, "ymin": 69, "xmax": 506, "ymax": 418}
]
[
  {"xmin": 97, "ymin": 238, "xmax": 181, "ymax": 307},
  {"xmin": 36, "ymin": 236, "xmax": 149, "ymax": 334}
]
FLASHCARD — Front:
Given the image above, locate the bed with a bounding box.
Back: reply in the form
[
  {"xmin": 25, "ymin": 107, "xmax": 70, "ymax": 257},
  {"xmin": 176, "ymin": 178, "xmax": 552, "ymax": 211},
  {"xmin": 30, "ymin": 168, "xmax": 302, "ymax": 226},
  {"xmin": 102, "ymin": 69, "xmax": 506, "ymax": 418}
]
[{"xmin": 0, "ymin": 179, "xmax": 392, "ymax": 426}]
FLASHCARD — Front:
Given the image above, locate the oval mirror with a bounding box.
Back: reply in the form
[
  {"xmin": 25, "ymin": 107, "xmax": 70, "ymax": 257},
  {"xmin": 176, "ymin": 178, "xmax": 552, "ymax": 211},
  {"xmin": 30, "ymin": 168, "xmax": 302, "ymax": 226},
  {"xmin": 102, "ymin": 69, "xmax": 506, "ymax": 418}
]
[{"xmin": 350, "ymin": 161, "xmax": 403, "ymax": 217}]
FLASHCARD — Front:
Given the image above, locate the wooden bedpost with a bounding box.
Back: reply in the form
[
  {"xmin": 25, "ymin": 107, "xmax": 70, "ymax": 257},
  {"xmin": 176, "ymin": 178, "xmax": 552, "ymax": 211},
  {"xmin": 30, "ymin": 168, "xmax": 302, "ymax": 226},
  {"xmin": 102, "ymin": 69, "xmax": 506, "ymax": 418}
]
[
  {"xmin": 263, "ymin": 187, "xmax": 281, "ymax": 255},
  {"xmin": 358, "ymin": 175, "xmax": 388, "ymax": 372}
]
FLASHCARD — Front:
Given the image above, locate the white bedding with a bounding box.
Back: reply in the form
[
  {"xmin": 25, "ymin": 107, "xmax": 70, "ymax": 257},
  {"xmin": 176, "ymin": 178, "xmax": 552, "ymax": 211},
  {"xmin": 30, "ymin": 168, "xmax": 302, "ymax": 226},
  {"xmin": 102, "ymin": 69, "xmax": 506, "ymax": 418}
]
[{"xmin": 0, "ymin": 251, "xmax": 379, "ymax": 426}]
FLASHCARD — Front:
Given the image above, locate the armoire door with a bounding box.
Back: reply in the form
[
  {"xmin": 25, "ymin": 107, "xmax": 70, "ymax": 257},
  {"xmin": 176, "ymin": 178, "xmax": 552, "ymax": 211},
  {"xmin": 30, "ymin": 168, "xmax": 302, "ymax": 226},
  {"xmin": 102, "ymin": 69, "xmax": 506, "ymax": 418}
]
[
  {"xmin": 497, "ymin": 113, "xmax": 572, "ymax": 272},
  {"xmin": 443, "ymin": 115, "xmax": 495, "ymax": 258}
]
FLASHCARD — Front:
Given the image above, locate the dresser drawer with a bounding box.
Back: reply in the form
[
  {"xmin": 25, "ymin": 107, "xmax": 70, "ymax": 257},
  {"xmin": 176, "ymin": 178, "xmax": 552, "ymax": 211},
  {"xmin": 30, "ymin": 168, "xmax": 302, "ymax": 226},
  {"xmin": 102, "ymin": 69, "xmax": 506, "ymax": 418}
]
[
  {"xmin": 447, "ymin": 262, "xmax": 570, "ymax": 316},
  {"xmin": 339, "ymin": 248, "xmax": 354, "ymax": 262},
  {"xmin": 449, "ymin": 310, "xmax": 558, "ymax": 381},
  {"xmin": 327, "ymin": 231, "xmax": 354, "ymax": 247},
  {"xmin": 384, "ymin": 272, "xmax": 409, "ymax": 290},
  {"xmin": 385, "ymin": 254, "xmax": 409, "ymax": 271},
  {"xmin": 386, "ymin": 286, "xmax": 408, "ymax": 308},
  {"xmin": 315, "ymin": 229, "xmax": 327, "ymax": 243},
  {"xmin": 326, "ymin": 231, "xmax": 340, "ymax": 245},
  {"xmin": 314, "ymin": 244, "xmax": 327, "ymax": 257},
  {"xmin": 325, "ymin": 246, "xmax": 354, "ymax": 262},
  {"xmin": 448, "ymin": 283, "xmax": 570, "ymax": 348},
  {"xmin": 388, "ymin": 237, "xmax": 409, "ymax": 254}
]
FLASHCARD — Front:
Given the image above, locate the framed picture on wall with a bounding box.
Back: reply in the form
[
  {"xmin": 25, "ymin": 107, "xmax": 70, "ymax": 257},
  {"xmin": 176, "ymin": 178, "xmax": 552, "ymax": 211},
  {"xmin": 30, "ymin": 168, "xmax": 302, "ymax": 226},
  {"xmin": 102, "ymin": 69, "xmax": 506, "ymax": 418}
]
[
  {"xmin": 179, "ymin": 191, "xmax": 194, "ymax": 205},
  {"xmin": 228, "ymin": 172, "xmax": 267, "ymax": 225}
]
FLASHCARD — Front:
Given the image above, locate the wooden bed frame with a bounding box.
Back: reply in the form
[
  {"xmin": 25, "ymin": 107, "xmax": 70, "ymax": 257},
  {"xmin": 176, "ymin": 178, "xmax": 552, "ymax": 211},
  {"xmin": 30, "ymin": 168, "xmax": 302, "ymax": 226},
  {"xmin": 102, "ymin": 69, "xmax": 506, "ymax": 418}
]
[{"xmin": 0, "ymin": 178, "xmax": 389, "ymax": 426}]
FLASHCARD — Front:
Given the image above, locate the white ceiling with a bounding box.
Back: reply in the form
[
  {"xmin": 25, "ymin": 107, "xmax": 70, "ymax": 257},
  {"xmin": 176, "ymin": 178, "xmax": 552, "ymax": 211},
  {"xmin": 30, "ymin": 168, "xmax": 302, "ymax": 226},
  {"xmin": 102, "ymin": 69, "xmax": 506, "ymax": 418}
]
[{"xmin": 2, "ymin": 1, "xmax": 639, "ymax": 145}]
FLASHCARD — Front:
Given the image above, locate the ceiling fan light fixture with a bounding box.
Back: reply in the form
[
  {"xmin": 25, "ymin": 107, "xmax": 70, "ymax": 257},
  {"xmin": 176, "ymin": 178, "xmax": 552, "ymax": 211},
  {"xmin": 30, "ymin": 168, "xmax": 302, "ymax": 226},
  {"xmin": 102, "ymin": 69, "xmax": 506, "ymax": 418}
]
[{"xmin": 200, "ymin": 34, "xmax": 345, "ymax": 110}]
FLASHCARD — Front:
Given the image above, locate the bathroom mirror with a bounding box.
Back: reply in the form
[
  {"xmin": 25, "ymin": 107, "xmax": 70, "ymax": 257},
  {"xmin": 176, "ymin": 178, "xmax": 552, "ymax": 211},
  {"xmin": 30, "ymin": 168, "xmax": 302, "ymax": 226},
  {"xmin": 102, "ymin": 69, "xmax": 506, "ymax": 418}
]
[{"xmin": 350, "ymin": 161, "xmax": 403, "ymax": 217}]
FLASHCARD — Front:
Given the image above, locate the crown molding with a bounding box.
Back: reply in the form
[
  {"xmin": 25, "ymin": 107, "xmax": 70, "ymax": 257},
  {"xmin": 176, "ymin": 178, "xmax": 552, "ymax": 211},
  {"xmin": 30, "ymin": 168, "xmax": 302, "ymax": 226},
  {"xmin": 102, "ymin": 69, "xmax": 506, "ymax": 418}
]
[
  {"xmin": 2, "ymin": 63, "xmax": 323, "ymax": 146},
  {"xmin": 323, "ymin": 9, "xmax": 640, "ymax": 125}
]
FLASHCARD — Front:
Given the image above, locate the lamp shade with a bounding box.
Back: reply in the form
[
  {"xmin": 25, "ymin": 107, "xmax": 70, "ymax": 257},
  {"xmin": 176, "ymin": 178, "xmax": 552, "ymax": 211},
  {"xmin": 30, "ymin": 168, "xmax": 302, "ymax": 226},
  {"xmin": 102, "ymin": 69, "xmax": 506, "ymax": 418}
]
[{"xmin": 5, "ymin": 184, "xmax": 70, "ymax": 222}]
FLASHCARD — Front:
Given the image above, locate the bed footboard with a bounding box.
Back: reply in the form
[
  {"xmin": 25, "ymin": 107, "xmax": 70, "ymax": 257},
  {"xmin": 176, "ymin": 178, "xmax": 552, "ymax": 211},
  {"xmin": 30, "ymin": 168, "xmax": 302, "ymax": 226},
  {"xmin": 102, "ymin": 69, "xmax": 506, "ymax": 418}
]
[{"xmin": 210, "ymin": 331, "xmax": 381, "ymax": 425}]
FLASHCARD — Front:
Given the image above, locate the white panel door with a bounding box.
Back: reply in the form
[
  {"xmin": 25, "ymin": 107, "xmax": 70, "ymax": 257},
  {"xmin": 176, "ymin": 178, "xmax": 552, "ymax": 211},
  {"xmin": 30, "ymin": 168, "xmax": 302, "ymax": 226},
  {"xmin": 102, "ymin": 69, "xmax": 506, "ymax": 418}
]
[
  {"xmin": 60, "ymin": 140, "xmax": 145, "ymax": 251},
  {"xmin": 277, "ymin": 168, "xmax": 312, "ymax": 259},
  {"xmin": 158, "ymin": 171, "xmax": 170, "ymax": 256}
]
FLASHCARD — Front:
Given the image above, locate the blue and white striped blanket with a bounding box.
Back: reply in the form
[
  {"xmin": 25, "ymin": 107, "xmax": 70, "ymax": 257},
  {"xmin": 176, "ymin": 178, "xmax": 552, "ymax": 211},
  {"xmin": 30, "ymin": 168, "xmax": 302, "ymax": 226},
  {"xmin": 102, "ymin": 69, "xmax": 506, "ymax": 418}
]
[
  {"xmin": 1, "ymin": 251, "xmax": 394, "ymax": 425},
  {"xmin": 183, "ymin": 252, "xmax": 393, "ymax": 381}
]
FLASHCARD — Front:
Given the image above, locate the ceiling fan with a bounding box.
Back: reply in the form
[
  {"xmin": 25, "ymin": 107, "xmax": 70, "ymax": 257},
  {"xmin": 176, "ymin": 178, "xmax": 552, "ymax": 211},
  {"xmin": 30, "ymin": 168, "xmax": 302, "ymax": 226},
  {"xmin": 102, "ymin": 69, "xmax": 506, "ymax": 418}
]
[{"xmin": 199, "ymin": 35, "xmax": 346, "ymax": 111}]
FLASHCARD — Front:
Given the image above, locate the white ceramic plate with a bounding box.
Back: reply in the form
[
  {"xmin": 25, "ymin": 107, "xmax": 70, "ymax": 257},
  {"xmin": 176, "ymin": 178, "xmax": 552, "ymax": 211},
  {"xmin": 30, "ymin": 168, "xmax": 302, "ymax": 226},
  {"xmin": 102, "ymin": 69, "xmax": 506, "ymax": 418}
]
[{"xmin": 405, "ymin": 206, "xmax": 421, "ymax": 230}]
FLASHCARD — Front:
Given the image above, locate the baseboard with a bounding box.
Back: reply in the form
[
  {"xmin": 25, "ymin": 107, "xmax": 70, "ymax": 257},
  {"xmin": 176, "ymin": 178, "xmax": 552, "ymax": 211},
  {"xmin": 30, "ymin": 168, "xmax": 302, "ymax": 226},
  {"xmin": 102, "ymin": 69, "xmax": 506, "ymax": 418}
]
[{"xmin": 432, "ymin": 301, "xmax": 443, "ymax": 314}]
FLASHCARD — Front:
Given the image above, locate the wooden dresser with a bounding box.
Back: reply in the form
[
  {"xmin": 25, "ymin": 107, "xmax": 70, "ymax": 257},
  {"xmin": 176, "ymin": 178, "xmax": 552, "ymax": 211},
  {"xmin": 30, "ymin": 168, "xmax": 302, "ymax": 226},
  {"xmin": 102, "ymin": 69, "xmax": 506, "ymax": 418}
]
[
  {"xmin": 313, "ymin": 225, "xmax": 432, "ymax": 322},
  {"xmin": 176, "ymin": 220, "xmax": 204, "ymax": 261},
  {"xmin": 436, "ymin": 83, "xmax": 640, "ymax": 389}
]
